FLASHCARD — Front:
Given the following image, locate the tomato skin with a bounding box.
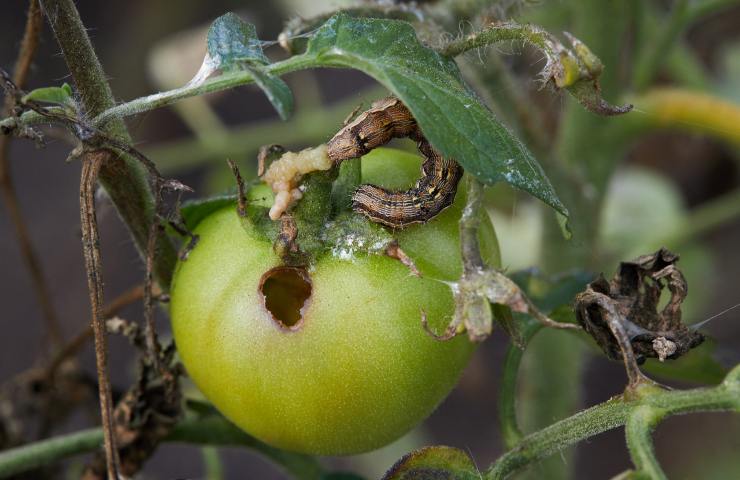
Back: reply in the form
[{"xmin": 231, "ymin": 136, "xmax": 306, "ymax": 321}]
[{"xmin": 170, "ymin": 148, "xmax": 499, "ymax": 455}]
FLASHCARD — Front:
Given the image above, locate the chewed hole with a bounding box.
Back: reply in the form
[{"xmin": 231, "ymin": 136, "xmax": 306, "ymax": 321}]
[{"xmin": 259, "ymin": 266, "xmax": 312, "ymax": 330}]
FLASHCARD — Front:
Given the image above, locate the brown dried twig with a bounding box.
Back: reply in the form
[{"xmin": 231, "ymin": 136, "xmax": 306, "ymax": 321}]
[
  {"xmin": 79, "ymin": 150, "xmax": 121, "ymax": 479},
  {"xmin": 82, "ymin": 340, "xmax": 182, "ymax": 480},
  {"xmin": 143, "ymin": 198, "xmax": 164, "ymax": 371},
  {"xmin": 77, "ymin": 146, "xmax": 187, "ymax": 480},
  {"xmin": 47, "ymin": 285, "xmax": 147, "ymax": 377},
  {"xmin": 227, "ymin": 159, "xmax": 247, "ymax": 216}
]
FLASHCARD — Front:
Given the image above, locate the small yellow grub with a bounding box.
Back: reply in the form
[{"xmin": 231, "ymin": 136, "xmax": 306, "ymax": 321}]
[{"xmin": 261, "ymin": 144, "xmax": 332, "ymax": 220}]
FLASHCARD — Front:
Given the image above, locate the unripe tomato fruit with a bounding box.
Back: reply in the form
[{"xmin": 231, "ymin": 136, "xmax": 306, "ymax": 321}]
[{"xmin": 170, "ymin": 148, "xmax": 500, "ymax": 455}]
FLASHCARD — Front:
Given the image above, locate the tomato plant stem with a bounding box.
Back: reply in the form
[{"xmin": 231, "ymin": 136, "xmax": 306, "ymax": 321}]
[
  {"xmin": 487, "ymin": 365, "xmax": 740, "ymax": 479},
  {"xmin": 0, "ymin": 409, "xmax": 327, "ymax": 480}
]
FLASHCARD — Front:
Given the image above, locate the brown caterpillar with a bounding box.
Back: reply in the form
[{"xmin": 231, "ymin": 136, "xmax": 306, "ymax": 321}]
[{"xmin": 327, "ymin": 97, "xmax": 463, "ymax": 228}]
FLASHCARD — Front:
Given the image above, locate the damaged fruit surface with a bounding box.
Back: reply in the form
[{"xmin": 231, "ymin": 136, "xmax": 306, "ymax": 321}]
[{"xmin": 169, "ymin": 149, "xmax": 499, "ymax": 455}]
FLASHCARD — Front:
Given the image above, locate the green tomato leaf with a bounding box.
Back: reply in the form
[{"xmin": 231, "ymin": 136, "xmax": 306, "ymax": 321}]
[
  {"xmin": 207, "ymin": 12, "xmax": 269, "ymax": 67},
  {"xmin": 382, "ymin": 446, "xmax": 480, "ymax": 480},
  {"xmin": 246, "ymin": 65, "xmax": 294, "ymax": 121},
  {"xmin": 22, "ymin": 83, "xmax": 74, "ymax": 107},
  {"xmin": 303, "ymin": 13, "xmax": 566, "ymax": 216},
  {"xmin": 206, "ymin": 12, "xmax": 294, "ymax": 119}
]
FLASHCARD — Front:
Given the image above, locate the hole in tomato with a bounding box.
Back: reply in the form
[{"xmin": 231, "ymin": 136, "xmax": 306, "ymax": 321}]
[{"xmin": 259, "ymin": 266, "xmax": 312, "ymax": 329}]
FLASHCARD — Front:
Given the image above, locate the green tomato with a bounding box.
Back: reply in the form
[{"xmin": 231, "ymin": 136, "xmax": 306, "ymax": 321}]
[{"xmin": 170, "ymin": 148, "xmax": 500, "ymax": 455}]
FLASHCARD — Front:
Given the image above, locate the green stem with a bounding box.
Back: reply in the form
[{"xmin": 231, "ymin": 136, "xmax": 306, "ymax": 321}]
[
  {"xmin": 497, "ymin": 319, "xmax": 543, "ymax": 449},
  {"xmin": 490, "ymin": 396, "xmax": 629, "ymax": 480},
  {"xmin": 2, "ymin": 54, "xmax": 322, "ymax": 135},
  {"xmin": 441, "ymin": 22, "xmax": 562, "ymax": 59},
  {"xmin": 0, "ymin": 428, "xmax": 102, "ymax": 478},
  {"xmin": 200, "ymin": 447, "xmax": 224, "ymax": 480},
  {"xmin": 40, "ymin": 0, "xmax": 177, "ymax": 287},
  {"xmin": 625, "ymin": 406, "xmax": 668, "ymax": 480},
  {"xmin": 332, "ymin": 157, "xmax": 361, "ymax": 212},
  {"xmin": 486, "ymin": 365, "xmax": 740, "ymax": 479},
  {"xmin": 0, "ymin": 108, "xmax": 56, "ymax": 131},
  {"xmin": 517, "ymin": 328, "xmax": 585, "ymax": 480},
  {"xmin": 0, "ymin": 413, "xmax": 325, "ymax": 480},
  {"xmin": 169, "ymin": 414, "xmax": 326, "ymax": 480},
  {"xmin": 93, "ymin": 54, "xmax": 316, "ymax": 126}
]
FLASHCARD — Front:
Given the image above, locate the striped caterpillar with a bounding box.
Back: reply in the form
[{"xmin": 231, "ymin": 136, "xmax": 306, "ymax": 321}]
[{"xmin": 327, "ymin": 97, "xmax": 463, "ymax": 228}]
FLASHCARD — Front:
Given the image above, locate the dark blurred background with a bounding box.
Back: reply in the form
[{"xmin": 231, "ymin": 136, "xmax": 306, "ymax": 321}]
[{"xmin": 1, "ymin": 1, "xmax": 739, "ymax": 479}]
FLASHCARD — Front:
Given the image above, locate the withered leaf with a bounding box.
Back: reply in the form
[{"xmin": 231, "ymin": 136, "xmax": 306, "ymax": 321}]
[{"xmin": 575, "ymin": 248, "xmax": 703, "ymax": 365}]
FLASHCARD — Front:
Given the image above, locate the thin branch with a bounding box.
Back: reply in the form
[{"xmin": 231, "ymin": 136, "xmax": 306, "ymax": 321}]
[
  {"xmin": 459, "ymin": 176, "xmax": 485, "ymax": 271},
  {"xmin": 79, "ymin": 150, "xmax": 120, "ymax": 480},
  {"xmin": 0, "ymin": 427, "xmax": 103, "ymax": 478},
  {"xmin": 226, "ymin": 159, "xmax": 247, "ymax": 217},
  {"xmin": 486, "ymin": 365, "xmax": 740, "ymax": 479},
  {"xmin": 2, "ymin": 367, "xmax": 736, "ymax": 480},
  {"xmin": 47, "ymin": 284, "xmax": 146, "ymax": 376},
  {"xmin": 0, "ymin": 0, "xmax": 63, "ymax": 348},
  {"xmin": 441, "ymin": 21, "xmax": 631, "ymax": 115},
  {"xmin": 0, "ymin": 408, "xmax": 327, "ymax": 480},
  {"xmin": 93, "ymin": 54, "xmax": 315, "ymax": 127},
  {"xmin": 497, "ymin": 318, "xmax": 542, "ymax": 449},
  {"xmin": 143, "ymin": 197, "xmax": 162, "ymax": 369},
  {"xmin": 438, "ymin": 178, "xmax": 579, "ymax": 342},
  {"xmin": 625, "ymin": 406, "xmax": 668, "ymax": 480}
]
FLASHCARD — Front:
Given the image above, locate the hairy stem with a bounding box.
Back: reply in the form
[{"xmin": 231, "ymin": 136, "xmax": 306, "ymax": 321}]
[
  {"xmin": 460, "ymin": 176, "xmax": 485, "ymax": 271},
  {"xmin": 625, "ymin": 406, "xmax": 668, "ymax": 480},
  {"xmin": 442, "ymin": 22, "xmax": 562, "ymax": 58},
  {"xmin": 0, "ymin": 410, "xmax": 326, "ymax": 480},
  {"xmin": 94, "ymin": 54, "xmax": 315, "ymax": 126},
  {"xmin": 40, "ymin": 0, "xmax": 177, "ymax": 287},
  {"xmin": 486, "ymin": 365, "xmax": 740, "ymax": 479},
  {"xmin": 148, "ymin": 85, "xmax": 388, "ymax": 173},
  {"xmin": 497, "ymin": 318, "xmax": 542, "ymax": 449},
  {"xmin": 47, "ymin": 284, "xmax": 146, "ymax": 376}
]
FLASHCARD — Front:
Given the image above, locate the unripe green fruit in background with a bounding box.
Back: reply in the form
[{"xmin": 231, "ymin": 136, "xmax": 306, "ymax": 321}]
[{"xmin": 170, "ymin": 148, "xmax": 500, "ymax": 455}]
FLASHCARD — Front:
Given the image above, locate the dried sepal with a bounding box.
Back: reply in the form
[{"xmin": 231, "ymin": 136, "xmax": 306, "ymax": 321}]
[
  {"xmin": 432, "ymin": 178, "xmax": 578, "ymax": 343},
  {"xmin": 575, "ymin": 248, "xmax": 704, "ymax": 387},
  {"xmin": 441, "ymin": 22, "xmax": 632, "ymax": 116}
]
